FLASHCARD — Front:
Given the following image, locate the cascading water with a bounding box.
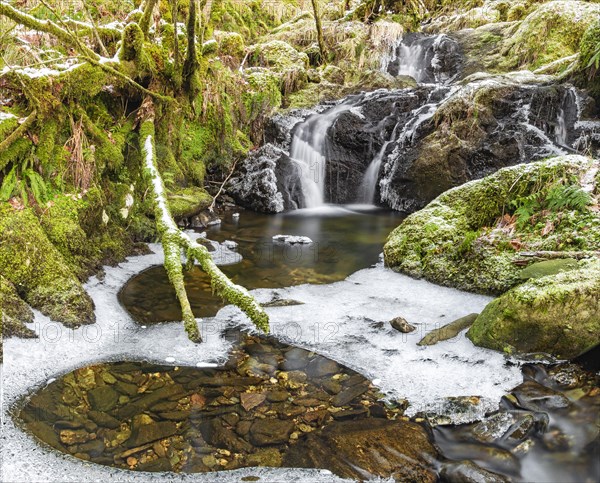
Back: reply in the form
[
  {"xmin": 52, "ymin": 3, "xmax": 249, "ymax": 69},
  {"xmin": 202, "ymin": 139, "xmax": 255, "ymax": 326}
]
[{"xmin": 289, "ymin": 101, "xmax": 356, "ymax": 208}]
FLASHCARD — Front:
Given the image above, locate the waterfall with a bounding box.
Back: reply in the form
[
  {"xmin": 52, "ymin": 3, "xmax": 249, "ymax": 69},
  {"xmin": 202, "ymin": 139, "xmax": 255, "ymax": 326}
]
[
  {"xmin": 289, "ymin": 101, "xmax": 355, "ymax": 208},
  {"xmin": 396, "ymin": 40, "xmax": 427, "ymax": 82},
  {"xmin": 358, "ymin": 122, "xmax": 402, "ymax": 204}
]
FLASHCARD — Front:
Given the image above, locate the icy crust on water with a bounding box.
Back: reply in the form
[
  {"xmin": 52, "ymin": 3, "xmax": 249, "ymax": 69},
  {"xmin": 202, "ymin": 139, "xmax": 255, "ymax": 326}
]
[
  {"xmin": 2, "ymin": 247, "xmax": 522, "ymax": 482},
  {"xmin": 224, "ymin": 267, "xmax": 522, "ymax": 419}
]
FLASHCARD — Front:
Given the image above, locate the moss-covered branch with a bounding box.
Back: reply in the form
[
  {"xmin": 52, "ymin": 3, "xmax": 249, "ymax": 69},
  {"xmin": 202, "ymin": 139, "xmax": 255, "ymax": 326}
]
[
  {"xmin": 139, "ymin": 0, "xmax": 159, "ymax": 38},
  {"xmin": 0, "ymin": 110, "xmax": 37, "ymax": 171},
  {"xmin": 140, "ymin": 116, "xmax": 269, "ymax": 342}
]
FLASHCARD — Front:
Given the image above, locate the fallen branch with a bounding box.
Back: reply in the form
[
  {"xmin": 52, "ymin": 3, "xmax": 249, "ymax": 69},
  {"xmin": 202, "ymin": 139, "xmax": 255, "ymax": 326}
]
[
  {"xmin": 0, "ymin": 1, "xmax": 174, "ymax": 104},
  {"xmin": 140, "ymin": 114, "xmax": 269, "ymax": 342},
  {"xmin": 208, "ymin": 158, "xmax": 238, "ymax": 213},
  {"xmin": 513, "ymin": 250, "xmax": 600, "ymax": 265},
  {"xmin": 0, "ymin": 110, "xmax": 37, "ymax": 170}
]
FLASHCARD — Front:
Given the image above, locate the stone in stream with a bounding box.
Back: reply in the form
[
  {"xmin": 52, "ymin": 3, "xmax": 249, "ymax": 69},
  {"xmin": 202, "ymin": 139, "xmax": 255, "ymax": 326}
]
[
  {"xmin": 283, "ymin": 418, "xmax": 438, "ymax": 481},
  {"xmin": 418, "ymin": 313, "xmax": 478, "ymax": 346},
  {"xmin": 199, "ymin": 418, "xmax": 253, "ymax": 453},
  {"xmin": 87, "ymin": 410, "xmax": 121, "ymax": 429},
  {"xmin": 332, "ymin": 384, "xmax": 368, "ymax": 407},
  {"xmin": 240, "ymin": 392, "xmax": 266, "ymax": 411},
  {"xmin": 245, "ymin": 448, "xmax": 283, "ymax": 467},
  {"xmin": 390, "ymin": 316, "xmax": 416, "ymax": 333},
  {"xmin": 509, "ymin": 380, "xmax": 571, "ymax": 412},
  {"xmin": 279, "ymin": 347, "xmax": 311, "ymax": 370},
  {"xmin": 272, "ymin": 234, "xmax": 313, "ymax": 244},
  {"xmin": 306, "ymin": 356, "xmax": 339, "ymax": 377},
  {"xmin": 250, "ymin": 419, "xmax": 295, "ymax": 446},
  {"xmin": 87, "ymin": 386, "xmax": 119, "ymax": 412},
  {"xmin": 126, "ymin": 421, "xmax": 178, "ymax": 448},
  {"xmin": 440, "ymin": 460, "xmax": 510, "ymax": 483}
]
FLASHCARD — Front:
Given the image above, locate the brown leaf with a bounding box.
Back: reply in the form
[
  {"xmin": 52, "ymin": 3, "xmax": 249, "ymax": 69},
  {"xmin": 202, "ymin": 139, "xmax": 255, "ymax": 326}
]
[
  {"xmin": 541, "ymin": 220, "xmax": 555, "ymax": 236},
  {"xmin": 240, "ymin": 392, "xmax": 266, "ymax": 412},
  {"xmin": 510, "ymin": 240, "xmax": 523, "ymax": 250}
]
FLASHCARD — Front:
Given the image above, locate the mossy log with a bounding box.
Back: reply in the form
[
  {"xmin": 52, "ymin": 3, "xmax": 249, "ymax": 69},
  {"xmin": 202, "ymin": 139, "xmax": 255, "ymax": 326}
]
[{"xmin": 140, "ymin": 117, "xmax": 269, "ymax": 342}]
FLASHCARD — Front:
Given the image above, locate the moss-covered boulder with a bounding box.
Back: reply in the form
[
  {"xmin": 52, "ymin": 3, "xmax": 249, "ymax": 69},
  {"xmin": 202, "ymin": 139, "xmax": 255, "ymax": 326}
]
[
  {"xmin": 1, "ymin": 274, "xmax": 36, "ymax": 361},
  {"xmin": 467, "ymin": 259, "xmax": 600, "ymax": 358},
  {"xmin": 248, "ymin": 40, "xmax": 309, "ymax": 95},
  {"xmin": 500, "ymin": 1, "xmax": 600, "ymax": 70},
  {"xmin": 0, "ymin": 204, "xmax": 95, "ymax": 327},
  {"xmin": 167, "ymin": 187, "xmax": 213, "ymax": 219},
  {"xmin": 384, "ymin": 155, "xmax": 599, "ymax": 294}
]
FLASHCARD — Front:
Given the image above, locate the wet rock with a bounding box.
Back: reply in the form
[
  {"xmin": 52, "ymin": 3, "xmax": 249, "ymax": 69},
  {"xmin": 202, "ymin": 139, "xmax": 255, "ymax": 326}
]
[
  {"xmin": 418, "ymin": 313, "xmax": 478, "ymax": 346},
  {"xmin": 283, "ymin": 418, "xmax": 437, "ymax": 481},
  {"xmin": 77, "ymin": 439, "xmax": 105, "ymax": 457},
  {"xmin": 59, "ymin": 429, "xmax": 93, "ymax": 445},
  {"xmin": 511, "ymin": 380, "xmax": 571, "ymax": 412},
  {"xmin": 158, "ymin": 411, "xmax": 189, "ymax": 421},
  {"xmin": 250, "ymin": 419, "xmax": 295, "ymax": 446},
  {"xmin": 440, "ymin": 460, "xmax": 509, "ymax": 483},
  {"xmin": 28, "ymin": 421, "xmax": 65, "ymax": 450},
  {"xmin": 88, "ymin": 386, "xmax": 119, "ymax": 412},
  {"xmin": 439, "ymin": 442, "xmax": 520, "ymax": 476},
  {"xmin": 114, "ymin": 380, "xmax": 139, "ymax": 397},
  {"xmin": 390, "ymin": 316, "xmax": 416, "ymax": 333},
  {"xmin": 272, "ymin": 234, "xmax": 313, "ymax": 244},
  {"xmin": 266, "ymin": 390, "xmax": 290, "ymax": 402},
  {"xmin": 127, "ymin": 421, "xmax": 178, "ymax": 448},
  {"xmin": 321, "ymin": 379, "xmax": 342, "ymax": 395},
  {"xmin": 307, "ymin": 357, "xmax": 339, "ymax": 377},
  {"xmin": 332, "ymin": 384, "xmax": 368, "ymax": 407},
  {"xmin": 199, "ymin": 418, "xmax": 253, "ymax": 453},
  {"xmin": 137, "ymin": 457, "xmax": 172, "ymax": 472},
  {"xmin": 246, "ymin": 448, "xmax": 282, "ymax": 467},
  {"xmin": 332, "ymin": 407, "xmax": 368, "ymax": 420},
  {"xmin": 87, "ymin": 410, "xmax": 121, "ymax": 429},
  {"xmin": 241, "ymin": 392, "xmax": 266, "ymax": 411},
  {"xmin": 280, "ymin": 347, "xmax": 311, "ymax": 370}
]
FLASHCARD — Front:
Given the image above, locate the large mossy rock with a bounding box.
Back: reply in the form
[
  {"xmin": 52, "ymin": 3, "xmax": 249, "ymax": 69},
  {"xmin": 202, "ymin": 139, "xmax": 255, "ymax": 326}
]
[
  {"xmin": 0, "ymin": 204, "xmax": 95, "ymax": 327},
  {"xmin": 167, "ymin": 187, "xmax": 213, "ymax": 220},
  {"xmin": 500, "ymin": 1, "xmax": 600, "ymax": 70},
  {"xmin": 384, "ymin": 155, "xmax": 599, "ymax": 294},
  {"xmin": 467, "ymin": 260, "xmax": 600, "ymax": 359}
]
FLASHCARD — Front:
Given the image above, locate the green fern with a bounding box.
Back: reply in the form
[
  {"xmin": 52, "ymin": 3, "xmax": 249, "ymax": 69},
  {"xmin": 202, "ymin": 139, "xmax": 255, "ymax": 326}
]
[
  {"xmin": 546, "ymin": 184, "xmax": 592, "ymax": 211},
  {"xmin": 0, "ymin": 166, "xmax": 17, "ymax": 201}
]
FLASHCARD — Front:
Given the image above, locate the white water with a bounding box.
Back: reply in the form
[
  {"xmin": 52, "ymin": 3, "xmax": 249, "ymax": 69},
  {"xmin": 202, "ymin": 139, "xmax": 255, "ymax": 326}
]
[
  {"xmin": 358, "ymin": 122, "xmax": 401, "ymax": 204},
  {"xmin": 289, "ymin": 101, "xmax": 355, "ymax": 208},
  {"xmin": 2, "ymin": 246, "xmax": 523, "ymax": 482}
]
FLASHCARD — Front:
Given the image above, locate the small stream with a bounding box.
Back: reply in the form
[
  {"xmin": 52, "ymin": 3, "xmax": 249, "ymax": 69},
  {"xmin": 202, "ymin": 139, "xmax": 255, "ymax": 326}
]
[{"xmin": 119, "ymin": 206, "xmax": 403, "ymax": 323}]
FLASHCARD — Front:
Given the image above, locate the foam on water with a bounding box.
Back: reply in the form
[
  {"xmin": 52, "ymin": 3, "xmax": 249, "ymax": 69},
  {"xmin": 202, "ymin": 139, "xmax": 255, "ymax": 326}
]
[{"xmin": 1, "ymin": 247, "xmax": 523, "ymax": 481}]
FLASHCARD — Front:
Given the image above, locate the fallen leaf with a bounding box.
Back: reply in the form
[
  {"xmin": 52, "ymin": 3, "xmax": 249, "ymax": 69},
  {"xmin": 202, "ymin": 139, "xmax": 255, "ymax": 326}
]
[{"xmin": 190, "ymin": 393, "xmax": 206, "ymax": 409}]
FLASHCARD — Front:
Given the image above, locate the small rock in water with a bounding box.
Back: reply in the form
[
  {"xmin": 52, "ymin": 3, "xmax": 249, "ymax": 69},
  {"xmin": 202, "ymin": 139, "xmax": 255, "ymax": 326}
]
[
  {"xmin": 272, "ymin": 234, "xmax": 313, "ymax": 244},
  {"xmin": 232, "ymin": 212, "xmax": 240, "ymax": 219},
  {"xmin": 207, "ymin": 218, "xmax": 222, "ymax": 226},
  {"xmin": 223, "ymin": 240, "xmax": 238, "ymax": 250},
  {"xmin": 418, "ymin": 313, "xmax": 479, "ymax": 346},
  {"xmin": 390, "ymin": 317, "xmax": 416, "ymax": 333}
]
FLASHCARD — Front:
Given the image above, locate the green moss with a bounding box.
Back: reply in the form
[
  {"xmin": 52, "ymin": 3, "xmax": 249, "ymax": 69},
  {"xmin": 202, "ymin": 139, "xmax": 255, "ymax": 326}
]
[
  {"xmin": 0, "ymin": 203, "xmax": 95, "ymax": 327},
  {"xmin": 467, "ymin": 259, "xmax": 600, "ymax": 359},
  {"xmin": 384, "ymin": 155, "xmax": 600, "ymax": 294},
  {"xmin": 120, "ymin": 22, "xmax": 145, "ymax": 64},
  {"xmin": 215, "ymin": 31, "xmax": 245, "ymax": 61},
  {"xmin": 167, "ymin": 186, "xmax": 213, "ymax": 219},
  {"xmin": 500, "ymin": 1, "xmax": 600, "ymax": 70}
]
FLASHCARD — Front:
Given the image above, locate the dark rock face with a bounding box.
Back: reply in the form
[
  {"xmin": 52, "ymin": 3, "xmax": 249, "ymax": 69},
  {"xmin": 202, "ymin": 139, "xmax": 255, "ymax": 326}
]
[
  {"xmin": 385, "ymin": 33, "xmax": 462, "ymax": 84},
  {"xmin": 230, "ymin": 76, "xmax": 597, "ymax": 212},
  {"xmin": 283, "ymin": 418, "xmax": 438, "ymax": 482}
]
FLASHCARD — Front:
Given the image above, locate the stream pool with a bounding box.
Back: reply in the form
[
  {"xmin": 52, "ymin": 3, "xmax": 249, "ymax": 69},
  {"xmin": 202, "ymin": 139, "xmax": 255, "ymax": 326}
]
[{"xmin": 2, "ymin": 207, "xmax": 598, "ymax": 482}]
